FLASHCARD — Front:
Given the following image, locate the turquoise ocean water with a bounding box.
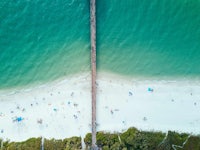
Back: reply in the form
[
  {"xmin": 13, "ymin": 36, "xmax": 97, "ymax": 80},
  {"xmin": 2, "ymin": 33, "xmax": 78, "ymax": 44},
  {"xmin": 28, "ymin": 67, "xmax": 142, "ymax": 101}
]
[{"xmin": 0, "ymin": 0, "xmax": 200, "ymax": 89}]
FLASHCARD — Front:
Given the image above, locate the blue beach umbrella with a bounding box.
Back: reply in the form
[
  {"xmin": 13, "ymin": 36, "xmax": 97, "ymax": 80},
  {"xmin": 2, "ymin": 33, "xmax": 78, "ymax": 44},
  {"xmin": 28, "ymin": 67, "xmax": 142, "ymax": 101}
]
[
  {"xmin": 148, "ymin": 88, "xmax": 153, "ymax": 92},
  {"xmin": 16, "ymin": 117, "xmax": 23, "ymax": 122}
]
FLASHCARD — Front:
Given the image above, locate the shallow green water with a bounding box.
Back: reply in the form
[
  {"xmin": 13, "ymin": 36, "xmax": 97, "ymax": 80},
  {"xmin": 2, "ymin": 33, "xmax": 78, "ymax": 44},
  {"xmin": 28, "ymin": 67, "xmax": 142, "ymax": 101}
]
[
  {"xmin": 97, "ymin": 0, "xmax": 200, "ymax": 79},
  {"xmin": 0, "ymin": 0, "xmax": 90, "ymax": 88},
  {"xmin": 0, "ymin": 0, "xmax": 200, "ymax": 88}
]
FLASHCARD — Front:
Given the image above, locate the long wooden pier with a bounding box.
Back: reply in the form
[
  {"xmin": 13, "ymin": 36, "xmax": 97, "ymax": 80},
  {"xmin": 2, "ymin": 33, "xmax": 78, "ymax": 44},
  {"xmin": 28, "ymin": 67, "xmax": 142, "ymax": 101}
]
[{"xmin": 90, "ymin": 0, "xmax": 97, "ymax": 149}]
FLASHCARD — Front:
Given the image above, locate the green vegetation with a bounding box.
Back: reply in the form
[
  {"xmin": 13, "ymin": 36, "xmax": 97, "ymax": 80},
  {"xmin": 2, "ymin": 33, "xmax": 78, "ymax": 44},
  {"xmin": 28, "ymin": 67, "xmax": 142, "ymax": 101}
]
[
  {"xmin": 158, "ymin": 131, "xmax": 189, "ymax": 150},
  {"xmin": 44, "ymin": 137, "xmax": 81, "ymax": 150},
  {"xmin": 84, "ymin": 128, "xmax": 200, "ymax": 150},
  {"xmin": 120, "ymin": 127, "xmax": 164, "ymax": 149},
  {"xmin": 1, "ymin": 127, "xmax": 200, "ymax": 150},
  {"xmin": 0, "ymin": 137, "xmax": 81, "ymax": 150},
  {"xmin": 1, "ymin": 138, "xmax": 41, "ymax": 150},
  {"xmin": 182, "ymin": 136, "xmax": 200, "ymax": 150},
  {"xmin": 84, "ymin": 127, "xmax": 165, "ymax": 150}
]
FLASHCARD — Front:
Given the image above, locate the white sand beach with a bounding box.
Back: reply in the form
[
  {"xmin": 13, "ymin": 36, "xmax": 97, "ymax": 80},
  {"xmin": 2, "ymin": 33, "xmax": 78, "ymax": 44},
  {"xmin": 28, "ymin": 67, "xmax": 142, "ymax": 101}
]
[
  {"xmin": 96, "ymin": 73, "xmax": 200, "ymax": 134},
  {"xmin": 0, "ymin": 72, "xmax": 200, "ymax": 142},
  {"xmin": 0, "ymin": 73, "xmax": 91, "ymax": 141}
]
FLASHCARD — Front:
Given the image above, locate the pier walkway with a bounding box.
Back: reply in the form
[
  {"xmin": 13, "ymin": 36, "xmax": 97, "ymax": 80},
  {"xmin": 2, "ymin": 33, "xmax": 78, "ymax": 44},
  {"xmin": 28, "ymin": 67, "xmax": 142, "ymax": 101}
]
[{"xmin": 90, "ymin": 0, "xmax": 97, "ymax": 149}]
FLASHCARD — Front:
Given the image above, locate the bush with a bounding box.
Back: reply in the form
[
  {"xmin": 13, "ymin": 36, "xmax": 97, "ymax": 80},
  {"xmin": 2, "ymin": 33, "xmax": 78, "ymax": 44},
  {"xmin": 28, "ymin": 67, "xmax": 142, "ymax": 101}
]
[
  {"xmin": 183, "ymin": 136, "xmax": 200, "ymax": 150},
  {"xmin": 64, "ymin": 136, "xmax": 82, "ymax": 150},
  {"xmin": 1, "ymin": 127, "xmax": 199, "ymax": 150},
  {"xmin": 138, "ymin": 131, "xmax": 165, "ymax": 150},
  {"xmin": 84, "ymin": 133, "xmax": 92, "ymax": 149},
  {"xmin": 0, "ymin": 137, "xmax": 81, "ymax": 150},
  {"xmin": 97, "ymin": 132, "xmax": 124, "ymax": 149},
  {"xmin": 6, "ymin": 138, "xmax": 41, "ymax": 150},
  {"xmin": 120, "ymin": 127, "xmax": 165, "ymax": 150},
  {"xmin": 44, "ymin": 139, "xmax": 65, "ymax": 150},
  {"xmin": 44, "ymin": 137, "xmax": 81, "ymax": 150},
  {"xmin": 157, "ymin": 131, "xmax": 189, "ymax": 150},
  {"xmin": 84, "ymin": 127, "xmax": 166, "ymax": 150},
  {"xmin": 0, "ymin": 140, "xmax": 9, "ymax": 150},
  {"xmin": 167, "ymin": 131, "xmax": 188, "ymax": 146},
  {"xmin": 84, "ymin": 132, "xmax": 126, "ymax": 150},
  {"xmin": 97, "ymin": 132, "xmax": 118, "ymax": 147},
  {"xmin": 120, "ymin": 127, "xmax": 139, "ymax": 148}
]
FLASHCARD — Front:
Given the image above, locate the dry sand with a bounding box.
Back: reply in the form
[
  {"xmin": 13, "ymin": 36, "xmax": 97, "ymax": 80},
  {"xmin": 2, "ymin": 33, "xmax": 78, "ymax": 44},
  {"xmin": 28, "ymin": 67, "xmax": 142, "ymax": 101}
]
[{"xmin": 0, "ymin": 72, "xmax": 200, "ymax": 141}]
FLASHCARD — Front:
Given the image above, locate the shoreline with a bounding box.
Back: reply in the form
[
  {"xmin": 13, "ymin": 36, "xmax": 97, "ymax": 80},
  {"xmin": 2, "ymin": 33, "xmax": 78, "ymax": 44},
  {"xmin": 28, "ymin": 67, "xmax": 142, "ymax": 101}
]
[
  {"xmin": 1, "ymin": 72, "xmax": 200, "ymax": 141},
  {"xmin": 98, "ymin": 71, "xmax": 200, "ymax": 84},
  {"xmin": 1, "ymin": 70, "xmax": 200, "ymax": 94},
  {"xmin": 0, "ymin": 72, "xmax": 91, "ymax": 96}
]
